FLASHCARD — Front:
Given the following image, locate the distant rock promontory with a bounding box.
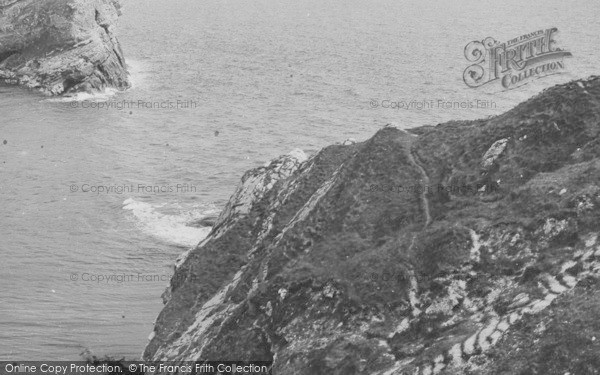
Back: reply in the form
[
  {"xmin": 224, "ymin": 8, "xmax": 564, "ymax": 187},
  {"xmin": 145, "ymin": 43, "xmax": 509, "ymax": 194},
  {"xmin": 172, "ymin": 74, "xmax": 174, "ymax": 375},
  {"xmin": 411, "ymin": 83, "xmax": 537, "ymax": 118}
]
[
  {"xmin": 0, "ymin": 0, "xmax": 129, "ymax": 95},
  {"xmin": 145, "ymin": 77, "xmax": 600, "ymax": 374}
]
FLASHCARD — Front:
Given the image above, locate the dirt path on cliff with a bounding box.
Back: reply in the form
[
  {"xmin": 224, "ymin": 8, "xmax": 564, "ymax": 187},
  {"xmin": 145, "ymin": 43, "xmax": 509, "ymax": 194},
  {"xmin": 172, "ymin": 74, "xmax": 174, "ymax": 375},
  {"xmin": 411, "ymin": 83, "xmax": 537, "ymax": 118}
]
[
  {"xmin": 408, "ymin": 148, "xmax": 432, "ymax": 227},
  {"xmin": 397, "ymin": 130, "xmax": 432, "ymax": 318},
  {"xmin": 399, "ymin": 131, "xmax": 432, "ymax": 228}
]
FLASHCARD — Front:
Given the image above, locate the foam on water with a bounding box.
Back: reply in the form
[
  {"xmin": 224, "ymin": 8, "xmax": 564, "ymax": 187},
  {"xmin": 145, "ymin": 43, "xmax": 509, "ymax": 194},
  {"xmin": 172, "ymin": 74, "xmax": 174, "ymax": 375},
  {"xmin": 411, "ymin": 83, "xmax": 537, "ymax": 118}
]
[
  {"xmin": 42, "ymin": 87, "xmax": 119, "ymax": 103},
  {"xmin": 122, "ymin": 198, "xmax": 216, "ymax": 248},
  {"xmin": 125, "ymin": 59, "xmax": 149, "ymax": 90},
  {"xmin": 41, "ymin": 59, "xmax": 146, "ymax": 103}
]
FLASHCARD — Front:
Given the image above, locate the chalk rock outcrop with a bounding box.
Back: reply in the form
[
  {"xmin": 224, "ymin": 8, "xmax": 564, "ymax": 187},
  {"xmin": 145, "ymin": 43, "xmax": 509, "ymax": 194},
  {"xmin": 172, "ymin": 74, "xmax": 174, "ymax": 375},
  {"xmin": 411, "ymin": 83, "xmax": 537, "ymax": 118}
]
[
  {"xmin": 0, "ymin": 0, "xmax": 129, "ymax": 95},
  {"xmin": 145, "ymin": 76, "xmax": 600, "ymax": 374}
]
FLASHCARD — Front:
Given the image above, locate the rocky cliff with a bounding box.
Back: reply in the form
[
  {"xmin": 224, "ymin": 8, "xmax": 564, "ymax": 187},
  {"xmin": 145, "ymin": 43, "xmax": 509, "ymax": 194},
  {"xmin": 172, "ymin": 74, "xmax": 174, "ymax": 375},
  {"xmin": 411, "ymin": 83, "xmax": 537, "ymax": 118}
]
[
  {"xmin": 0, "ymin": 0, "xmax": 129, "ymax": 95},
  {"xmin": 144, "ymin": 76, "xmax": 600, "ymax": 375}
]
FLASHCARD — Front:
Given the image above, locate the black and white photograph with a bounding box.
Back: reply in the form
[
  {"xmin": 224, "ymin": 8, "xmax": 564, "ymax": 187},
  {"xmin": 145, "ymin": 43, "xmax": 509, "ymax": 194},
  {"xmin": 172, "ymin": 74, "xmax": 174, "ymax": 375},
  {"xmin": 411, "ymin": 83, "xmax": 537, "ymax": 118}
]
[{"xmin": 1, "ymin": 0, "xmax": 600, "ymax": 374}]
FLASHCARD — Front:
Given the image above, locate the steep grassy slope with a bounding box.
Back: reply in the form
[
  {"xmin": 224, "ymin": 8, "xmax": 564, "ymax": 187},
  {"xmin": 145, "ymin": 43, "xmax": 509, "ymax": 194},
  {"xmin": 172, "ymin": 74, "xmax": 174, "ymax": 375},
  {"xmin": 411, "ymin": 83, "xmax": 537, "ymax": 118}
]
[{"xmin": 145, "ymin": 76, "xmax": 600, "ymax": 375}]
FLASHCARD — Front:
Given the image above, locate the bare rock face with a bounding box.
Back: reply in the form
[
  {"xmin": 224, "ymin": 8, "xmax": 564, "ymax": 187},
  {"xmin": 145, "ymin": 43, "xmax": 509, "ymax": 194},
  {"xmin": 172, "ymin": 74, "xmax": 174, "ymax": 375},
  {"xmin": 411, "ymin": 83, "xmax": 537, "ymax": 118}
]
[
  {"xmin": 144, "ymin": 76, "xmax": 600, "ymax": 374},
  {"xmin": 0, "ymin": 0, "xmax": 129, "ymax": 95},
  {"xmin": 481, "ymin": 138, "xmax": 509, "ymax": 169}
]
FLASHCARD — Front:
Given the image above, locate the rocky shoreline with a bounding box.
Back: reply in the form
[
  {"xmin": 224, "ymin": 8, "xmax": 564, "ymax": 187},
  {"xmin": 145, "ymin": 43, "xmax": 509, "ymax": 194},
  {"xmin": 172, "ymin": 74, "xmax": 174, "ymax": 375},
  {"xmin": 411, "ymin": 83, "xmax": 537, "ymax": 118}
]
[
  {"xmin": 142, "ymin": 77, "xmax": 600, "ymax": 374},
  {"xmin": 0, "ymin": 0, "xmax": 129, "ymax": 95}
]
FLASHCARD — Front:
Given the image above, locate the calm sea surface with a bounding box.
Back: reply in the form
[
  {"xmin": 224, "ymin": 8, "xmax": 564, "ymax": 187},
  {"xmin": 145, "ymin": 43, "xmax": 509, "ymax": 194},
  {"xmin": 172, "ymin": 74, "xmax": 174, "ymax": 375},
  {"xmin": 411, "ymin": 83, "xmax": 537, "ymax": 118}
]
[{"xmin": 1, "ymin": 0, "xmax": 598, "ymax": 360}]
